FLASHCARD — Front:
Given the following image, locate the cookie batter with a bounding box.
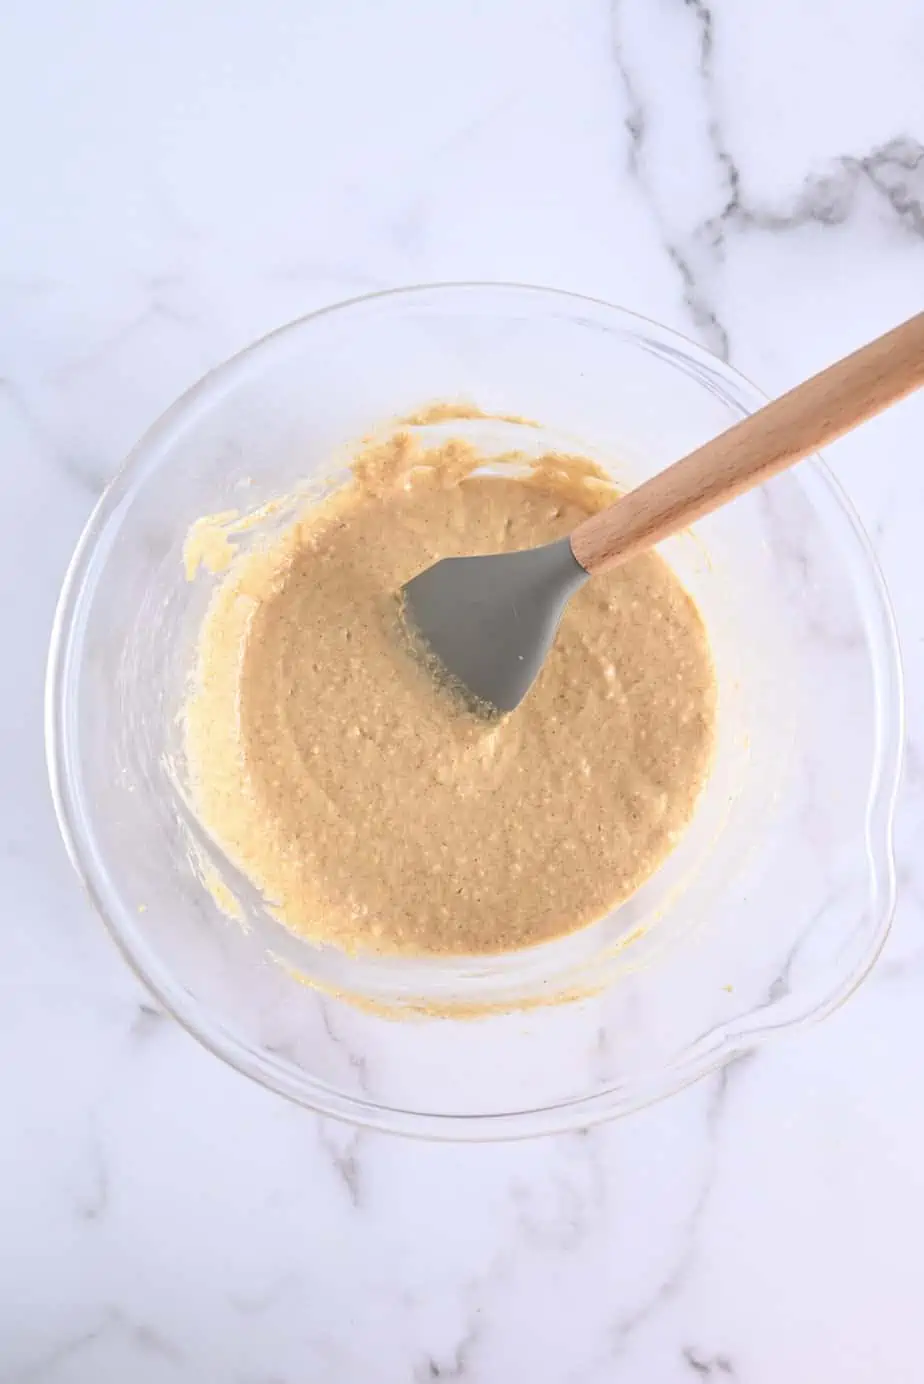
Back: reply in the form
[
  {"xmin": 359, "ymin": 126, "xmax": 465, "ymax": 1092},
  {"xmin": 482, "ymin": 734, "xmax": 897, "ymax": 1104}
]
[{"xmin": 183, "ymin": 433, "xmax": 716, "ymax": 957}]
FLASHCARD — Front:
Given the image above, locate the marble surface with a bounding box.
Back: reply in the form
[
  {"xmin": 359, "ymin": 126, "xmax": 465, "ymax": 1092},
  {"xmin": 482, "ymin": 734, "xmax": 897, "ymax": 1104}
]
[{"xmin": 2, "ymin": 0, "xmax": 924, "ymax": 1379}]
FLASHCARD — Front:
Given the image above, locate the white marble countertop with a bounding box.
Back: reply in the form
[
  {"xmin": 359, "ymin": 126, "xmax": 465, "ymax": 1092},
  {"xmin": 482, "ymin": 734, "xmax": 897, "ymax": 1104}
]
[{"xmin": 3, "ymin": 1, "xmax": 924, "ymax": 1379}]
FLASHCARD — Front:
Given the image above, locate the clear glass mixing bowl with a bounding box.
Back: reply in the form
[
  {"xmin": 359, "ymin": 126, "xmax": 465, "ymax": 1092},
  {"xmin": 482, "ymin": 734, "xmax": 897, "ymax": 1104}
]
[{"xmin": 46, "ymin": 284, "xmax": 902, "ymax": 1139}]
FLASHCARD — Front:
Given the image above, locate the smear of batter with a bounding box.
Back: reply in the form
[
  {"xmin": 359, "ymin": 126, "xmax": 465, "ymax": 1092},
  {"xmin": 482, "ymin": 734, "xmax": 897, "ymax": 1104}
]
[{"xmin": 183, "ymin": 432, "xmax": 716, "ymax": 957}]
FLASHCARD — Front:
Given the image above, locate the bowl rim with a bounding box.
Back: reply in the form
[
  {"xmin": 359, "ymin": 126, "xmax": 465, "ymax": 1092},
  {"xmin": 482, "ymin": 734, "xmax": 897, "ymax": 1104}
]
[{"xmin": 45, "ymin": 281, "xmax": 904, "ymax": 1140}]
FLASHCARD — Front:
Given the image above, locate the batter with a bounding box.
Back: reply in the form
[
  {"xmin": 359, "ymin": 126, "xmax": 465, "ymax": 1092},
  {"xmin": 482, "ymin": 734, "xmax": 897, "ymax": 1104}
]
[{"xmin": 183, "ymin": 432, "xmax": 716, "ymax": 957}]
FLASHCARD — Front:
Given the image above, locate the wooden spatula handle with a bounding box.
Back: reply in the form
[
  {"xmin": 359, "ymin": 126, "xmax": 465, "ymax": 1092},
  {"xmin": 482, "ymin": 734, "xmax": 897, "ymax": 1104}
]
[{"xmin": 571, "ymin": 312, "xmax": 924, "ymax": 575}]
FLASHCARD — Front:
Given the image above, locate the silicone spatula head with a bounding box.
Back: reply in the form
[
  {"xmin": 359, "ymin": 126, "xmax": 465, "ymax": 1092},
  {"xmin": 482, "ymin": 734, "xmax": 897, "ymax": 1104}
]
[{"xmin": 401, "ymin": 537, "xmax": 589, "ymax": 713}]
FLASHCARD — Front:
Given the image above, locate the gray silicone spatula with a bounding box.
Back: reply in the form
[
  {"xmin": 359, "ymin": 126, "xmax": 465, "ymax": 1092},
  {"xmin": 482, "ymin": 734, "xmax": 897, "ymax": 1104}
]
[{"xmin": 403, "ymin": 312, "xmax": 924, "ymax": 712}]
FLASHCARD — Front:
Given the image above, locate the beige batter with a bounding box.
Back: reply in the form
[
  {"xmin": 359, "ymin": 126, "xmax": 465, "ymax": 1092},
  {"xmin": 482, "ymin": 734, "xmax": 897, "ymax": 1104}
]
[{"xmin": 183, "ymin": 432, "xmax": 716, "ymax": 957}]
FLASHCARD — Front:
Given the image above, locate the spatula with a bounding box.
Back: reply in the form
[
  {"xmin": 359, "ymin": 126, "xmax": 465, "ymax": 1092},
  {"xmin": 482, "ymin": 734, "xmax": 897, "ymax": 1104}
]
[{"xmin": 402, "ymin": 312, "xmax": 924, "ymax": 712}]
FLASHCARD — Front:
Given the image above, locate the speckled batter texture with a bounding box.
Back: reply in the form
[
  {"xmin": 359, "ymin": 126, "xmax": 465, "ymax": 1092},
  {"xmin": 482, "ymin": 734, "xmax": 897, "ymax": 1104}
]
[{"xmin": 183, "ymin": 433, "xmax": 716, "ymax": 957}]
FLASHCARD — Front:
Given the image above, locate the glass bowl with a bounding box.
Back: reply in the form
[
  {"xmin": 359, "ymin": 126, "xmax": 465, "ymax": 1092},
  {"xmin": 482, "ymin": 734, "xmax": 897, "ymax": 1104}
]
[{"xmin": 46, "ymin": 284, "xmax": 902, "ymax": 1140}]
